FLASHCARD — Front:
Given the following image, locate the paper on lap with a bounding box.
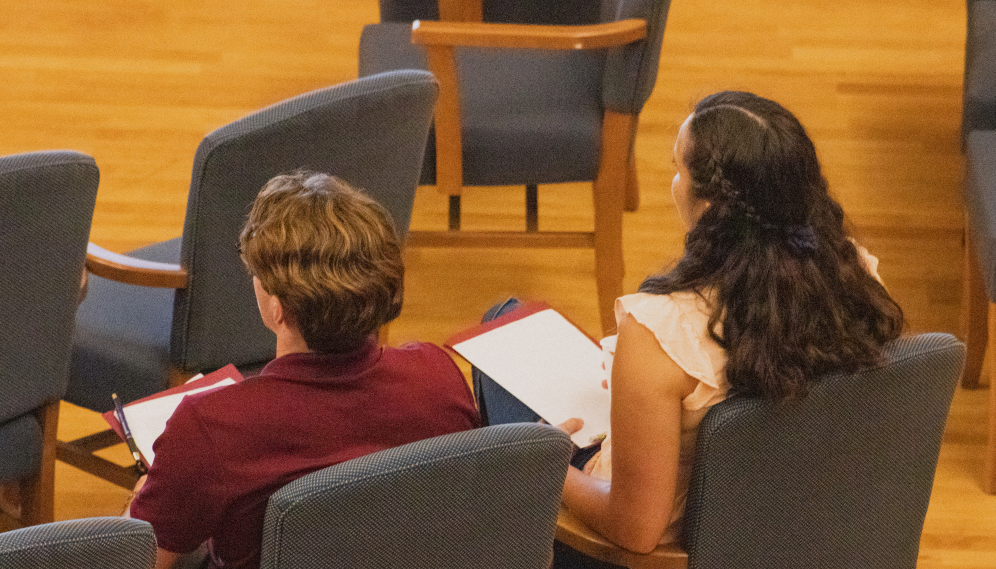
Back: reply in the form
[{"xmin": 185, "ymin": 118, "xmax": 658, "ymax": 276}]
[
  {"xmin": 123, "ymin": 378, "xmax": 237, "ymax": 464},
  {"xmin": 448, "ymin": 306, "xmax": 610, "ymax": 447}
]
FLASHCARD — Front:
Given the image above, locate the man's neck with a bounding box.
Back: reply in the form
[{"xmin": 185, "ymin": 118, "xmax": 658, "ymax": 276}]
[{"xmin": 274, "ymin": 328, "xmax": 310, "ymax": 358}]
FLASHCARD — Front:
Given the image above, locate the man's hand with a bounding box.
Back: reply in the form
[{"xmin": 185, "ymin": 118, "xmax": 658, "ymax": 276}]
[{"xmin": 122, "ymin": 474, "xmax": 148, "ymax": 517}]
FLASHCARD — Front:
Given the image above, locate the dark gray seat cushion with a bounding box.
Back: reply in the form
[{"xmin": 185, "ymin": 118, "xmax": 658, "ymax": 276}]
[
  {"xmin": 360, "ymin": 23, "xmax": 605, "ymax": 186},
  {"xmin": 0, "ymin": 415, "xmax": 41, "ymax": 482},
  {"xmin": 67, "ymin": 239, "xmax": 180, "ymax": 412}
]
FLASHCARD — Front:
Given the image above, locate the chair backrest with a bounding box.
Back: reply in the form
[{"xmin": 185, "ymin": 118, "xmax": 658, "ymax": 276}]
[
  {"xmin": 0, "ymin": 151, "xmax": 98, "ymax": 427},
  {"xmin": 377, "ymin": 0, "xmax": 601, "ymax": 25},
  {"xmin": 964, "ymin": 0, "xmax": 996, "ymax": 138},
  {"xmin": 170, "ymin": 70, "xmax": 438, "ymax": 372},
  {"xmin": 683, "ymin": 333, "xmax": 964, "ymax": 569},
  {"xmin": 602, "ymin": 0, "xmax": 671, "ymax": 115},
  {"xmin": 374, "ymin": 0, "xmax": 669, "ymax": 115},
  {"xmin": 0, "ymin": 517, "xmax": 156, "ymax": 569},
  {"xmin": 260, "ymin": 423, "xmax": 573, "ymax": 569}
]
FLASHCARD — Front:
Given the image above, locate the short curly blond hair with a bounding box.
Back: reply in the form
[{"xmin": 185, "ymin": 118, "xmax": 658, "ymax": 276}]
[{"xmin": 239, "ymin": 171, "xmax": 404, "ymax": 353}]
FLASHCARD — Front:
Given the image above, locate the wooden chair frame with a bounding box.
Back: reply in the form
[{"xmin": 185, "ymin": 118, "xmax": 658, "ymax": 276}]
[
  {"xmin": 406, "ymin": 1, "xmax": 648, "ymax": 334},
  {"xmin": 555, "ymin": 507, "xmax": 688, "ymax": 569},
  {"xmin": 54, "ymin": 245, "xmax": 190, "ymax": 490}
]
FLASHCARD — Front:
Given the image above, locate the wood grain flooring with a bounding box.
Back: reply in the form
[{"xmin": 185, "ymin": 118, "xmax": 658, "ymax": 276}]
[{"xmin": 2, "ymin": 0, "xmax": 992, "ymax": 564}]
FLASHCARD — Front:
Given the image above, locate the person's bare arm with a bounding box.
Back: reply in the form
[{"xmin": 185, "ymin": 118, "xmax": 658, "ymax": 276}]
[{"xmin": 560, "ymin": 312, "xmax": 698, "ymax": 553}]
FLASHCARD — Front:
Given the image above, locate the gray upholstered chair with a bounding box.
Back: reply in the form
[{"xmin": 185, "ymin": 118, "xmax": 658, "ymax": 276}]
[
  {"xmin": 555, "ymin": 333, "xmax": 964, "ymax": 568},
  {"xmin": 57, "ymin": 70, "xmax": 439, "ymax": 489},
  {"xmin": 0, "ymin": 151, "xmax": 99, "ymax": 528},
  {"xmin": 359, "ymin": 0, "xmax": 672, "ymax": 334},
  {"xmin": 960, "ymin": 0, "xmax": 996, "ymax": 492},
  {"xmin": 260, "ymin": 423, "xmax": 573, "ymax": 569},
  {"xmin": 0, "ymin": 517, "xmax": 156, "ymax": 568}
]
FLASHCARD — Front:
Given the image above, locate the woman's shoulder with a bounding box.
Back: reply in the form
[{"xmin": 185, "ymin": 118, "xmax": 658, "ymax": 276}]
[
  {"xmin": 849, "ymin": 239, "xmax": 883, "ymax": 284},
  {"xmin": 615, "ymin": 291, "xmax": 727, "ymax": 393},
  {"xmin": 616, "ymin": 290, "xmax": 714, "ymax": 330}
]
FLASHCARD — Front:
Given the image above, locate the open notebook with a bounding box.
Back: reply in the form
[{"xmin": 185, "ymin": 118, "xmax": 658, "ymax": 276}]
[{"xmin": 446, "ymin": 302, "xmax": 611, "ymax": 448}]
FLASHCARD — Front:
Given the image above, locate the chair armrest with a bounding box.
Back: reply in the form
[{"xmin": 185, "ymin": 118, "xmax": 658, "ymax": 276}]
[
  {"xmin": 555, "ymin": 507, "xmax": 689, "ymax": 569},
  {"xmin": 411, "ymin": 17, "xmax": 646, "ymax": 198},
  {"xmin": 86, "ymin": 243, "xmax": 188, "ymax": 289},
  {"xmin": 412, "ymin": 19, "xmax": 647, "ymax": 50}
]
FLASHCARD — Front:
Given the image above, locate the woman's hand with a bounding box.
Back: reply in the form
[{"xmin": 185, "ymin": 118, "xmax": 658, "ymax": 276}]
[{"xmin": 557, "ymin": 418, "xmax": 584, "ymax": 436}]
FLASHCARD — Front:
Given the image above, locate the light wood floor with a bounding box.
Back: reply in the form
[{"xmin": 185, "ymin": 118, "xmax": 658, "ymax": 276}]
[{"xmin": 3, "ymin": 0, "xmax": 993, "ymax": 565}]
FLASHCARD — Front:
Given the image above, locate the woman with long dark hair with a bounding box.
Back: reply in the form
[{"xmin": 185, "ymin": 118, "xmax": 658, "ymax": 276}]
[
  {"xmin": 553, "ymin": 90, "xmax": 904, "ymax": 557},
  {"xmin": 478, "ymin": 91, "xmax": 904, "ymax": 562}
]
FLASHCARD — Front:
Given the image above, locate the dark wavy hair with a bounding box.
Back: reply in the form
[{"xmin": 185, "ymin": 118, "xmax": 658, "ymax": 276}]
[
  {"xmin": 640, "ymin": 91, "xmax": 904, "ymax": 399},
  {"xmin": 239, "ymin": 171, "xmax": 404, "ymax": 353}
]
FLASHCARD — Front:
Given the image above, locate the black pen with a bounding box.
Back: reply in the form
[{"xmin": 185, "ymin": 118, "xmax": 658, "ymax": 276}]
[{"xmin": 112, "ymin": 393, "xmax": 148, "ymax": 474}]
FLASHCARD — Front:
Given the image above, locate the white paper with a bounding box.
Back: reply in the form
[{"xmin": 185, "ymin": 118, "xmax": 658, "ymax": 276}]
[
  {"xmin": 121, "ymin": 378, "xmax": 237, "ymax": 465},
  {"xmin": 452, "ymin": 309, "xmax": 610, "ymax": 447}
]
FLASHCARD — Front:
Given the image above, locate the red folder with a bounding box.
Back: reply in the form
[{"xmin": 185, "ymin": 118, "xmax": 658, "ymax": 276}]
[
  {"xmin": 445, "ymin": 301, "xmax": 600, "ymax": 349},
  {"xmin": 102, "ymin": 364, "xmax": 245, "ymax": 461}
]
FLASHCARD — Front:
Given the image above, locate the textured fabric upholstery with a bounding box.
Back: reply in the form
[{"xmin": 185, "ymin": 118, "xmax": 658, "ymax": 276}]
[
  {"xmin": 359, "ymin": 0, "xmax": 670, "ymax": 186},
  {"xmin": 260, "ymin": 423, "xmax": 573, "ymax": 569},
  {"xmin": 0, "ymin": 517, "xmax": 156, "ymax": 569},
  {"xmin": 966, "ymin": 131, "xmax": 996, "ymax": 299},
  {"xmin": 964, "ymin": 0, "xmax": 996, "ymax": 301},
  {"xmin": 682, "ymin": 333, "xmax": 964, "ymax": 569},
  {"xmin": 67, "ymin": 239, "xmax": 178, "ymax": 409},
  {"xmin": 602, "ymin": 0, "xmax": 670, "ymax": 115},
  {"xmin": 964, "ymin": 0, "xmax": 996, "ymax": 138},
  {"xmin": 0, "ymin": 150, "xmax": 98, "ymax": 482},
  {"xmin": 378, "ymin": 0, "xmax": 601, "ymax": 25},
  {"xmin": 67, "ymin": 70, "xmax": 438, "ymax": 412},
  {"xmin": 0, "ymin": 414, "xmax": 43, "ymax": 482},
  {"xmin": 361, "ymin": 23, "xmax": 604, "ymax": 186}
]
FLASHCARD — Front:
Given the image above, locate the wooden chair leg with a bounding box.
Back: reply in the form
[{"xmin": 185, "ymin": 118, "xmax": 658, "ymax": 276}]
[
  {"xmin": 962, "ymin": 225, "xmax": 988, "ymax": 389},
  {"xmin": 56, "ymin": 431, "xmax": 143, "ymax": 490},
  {"xmin": 624, "ymin": 150, "xmax": 639, "ymax": 213},
  {"xmin": 593, "ymin": 111, "xmax": 636, "ymax": 335},
  {"xmin": 20, "ymin": 400, "xmax": 60, "ymax": 526}
]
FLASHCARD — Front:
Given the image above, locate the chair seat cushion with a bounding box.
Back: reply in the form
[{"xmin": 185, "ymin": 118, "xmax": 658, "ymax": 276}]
[
  {"xmin": 66, "ymin": 238, "xmax": 181, "ymax": 412},
  {"xmin": 0, "ymin": 413, "xmax": 41, "ymax": 482},
  {"xmin": 966, "ymin": 130, "xmax": 996, "ymax": 300},
  {"xmin": 359, "ymin": 22, "xmax": 605, "ymax": 186}
]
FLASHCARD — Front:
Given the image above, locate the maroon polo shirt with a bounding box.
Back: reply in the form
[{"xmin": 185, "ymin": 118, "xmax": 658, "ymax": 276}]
[{"xmin": 131, "ymin": 339, "xmax": 480, "ymax": 569}]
